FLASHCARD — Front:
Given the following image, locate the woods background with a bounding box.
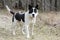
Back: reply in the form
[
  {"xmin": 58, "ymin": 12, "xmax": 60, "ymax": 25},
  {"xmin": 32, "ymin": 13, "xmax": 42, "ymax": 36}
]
[
  {"xmin": 0, "ymin": 0, "xmax": 60, "ymax": 40},
  {"xmin": 0, "ymin": 0, "xmax": 60, "ymax": 12}
]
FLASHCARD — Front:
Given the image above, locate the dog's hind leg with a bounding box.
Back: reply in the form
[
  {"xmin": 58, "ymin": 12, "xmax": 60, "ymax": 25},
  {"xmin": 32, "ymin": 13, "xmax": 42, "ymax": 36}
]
[
  {"xmin": 12, "ymin": 22, "xmax": 16, "ymax": 35},
  {"xmin": 11, "ymin": 16, "xmax": 17, "ymax": 35},
  {"xmin": 11, "ymin": 21, "xmax": 17, "ymax": 35},
  {"xmin": 22, "ymin": 23, "xmax": 26, "ymax": 35}
]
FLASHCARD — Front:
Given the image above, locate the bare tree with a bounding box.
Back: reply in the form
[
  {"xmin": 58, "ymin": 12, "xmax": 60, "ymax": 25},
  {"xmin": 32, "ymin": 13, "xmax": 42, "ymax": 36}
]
[
  {"xmin": 0, "ymin": 0, "xmax": 60, "ymax": 11},
  {"xmin": 42, "ymin": 0, "xmax": 45, "ymax": 11}
]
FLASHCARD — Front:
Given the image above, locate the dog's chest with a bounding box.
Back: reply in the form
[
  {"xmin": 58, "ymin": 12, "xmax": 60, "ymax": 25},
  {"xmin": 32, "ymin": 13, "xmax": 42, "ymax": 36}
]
[{"xmin": 15, "ymin": 13, "xmax": 25, "ymax": 22}]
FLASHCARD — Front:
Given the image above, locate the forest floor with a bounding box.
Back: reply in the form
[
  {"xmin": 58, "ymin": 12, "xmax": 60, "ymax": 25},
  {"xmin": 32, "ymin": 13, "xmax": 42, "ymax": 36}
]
[{"xmin": 0, "ymin": 9, "xmax": 60, "ymax": 40}]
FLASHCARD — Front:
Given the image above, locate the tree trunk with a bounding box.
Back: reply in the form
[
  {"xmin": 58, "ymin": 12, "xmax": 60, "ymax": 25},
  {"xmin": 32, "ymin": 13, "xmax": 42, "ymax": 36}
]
[
  {"xmin": 44, "ymin": 0, "xmax": 50, "ymax": 12},
  {"xmin": 57, "ymin": 0, "xmax": 60, "ymax": 11},
  {"xmin": 42, "ymin": 0, "xmax": 45, "ymax": 11}
]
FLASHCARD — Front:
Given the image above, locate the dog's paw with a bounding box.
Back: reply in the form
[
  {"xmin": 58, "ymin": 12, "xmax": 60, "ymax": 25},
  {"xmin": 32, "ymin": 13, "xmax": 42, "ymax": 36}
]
[
  {"xmin": 22, "ymin": 30, "xmax": 26, "ymax": 34},
  {"xmin": 22, "ymin": 28, "xmax": 26, "ymax": 34},
  {"xmin": 27, "ymin": 35, "xmax": 30, "ymax": 38},
  {"xmin": 32, "ymin": 33, "xmax": 34, "ymax": 35},
  {"xmin": 13, "ymin": 31, "xmax": 16, "ymax": 35},
  {"xmin": 32, "ymin": 32, "xmax": 35, "ymax": 36}
]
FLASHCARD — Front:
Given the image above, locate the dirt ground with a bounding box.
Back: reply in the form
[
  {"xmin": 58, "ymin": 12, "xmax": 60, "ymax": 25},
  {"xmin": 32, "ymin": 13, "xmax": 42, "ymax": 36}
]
[{"xmin": 0, "ymin": 9, "xmax": 60, "ymax": 40}]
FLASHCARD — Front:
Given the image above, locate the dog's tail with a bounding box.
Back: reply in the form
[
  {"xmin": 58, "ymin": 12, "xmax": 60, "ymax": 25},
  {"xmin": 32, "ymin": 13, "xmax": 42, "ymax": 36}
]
[
  {"xmin": 5, "ymin": 5, "xmax": 14, "ymax": 15},
  {"xmin": 5, "ymin": 5, "xmax": 15, "ymax": 22}
]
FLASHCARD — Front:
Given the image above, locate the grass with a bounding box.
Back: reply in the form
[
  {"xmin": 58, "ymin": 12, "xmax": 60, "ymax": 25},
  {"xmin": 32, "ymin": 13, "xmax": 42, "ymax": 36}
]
[{"xmin": 0, "ymin": 9, "xmax": 60, "ymax": 40}]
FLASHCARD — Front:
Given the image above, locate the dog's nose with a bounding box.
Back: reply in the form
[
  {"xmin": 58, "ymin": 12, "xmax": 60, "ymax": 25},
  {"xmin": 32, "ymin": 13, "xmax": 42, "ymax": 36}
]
[{"xmin": 32, "ymin": 14, "xmax": 34, "ymax": 17}]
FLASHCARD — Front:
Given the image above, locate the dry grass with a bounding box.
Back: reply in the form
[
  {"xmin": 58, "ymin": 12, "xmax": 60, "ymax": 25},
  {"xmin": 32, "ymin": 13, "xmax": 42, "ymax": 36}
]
[{"xmin": 0, "ymin": 9, "xmax": 60, "ymax": 40}]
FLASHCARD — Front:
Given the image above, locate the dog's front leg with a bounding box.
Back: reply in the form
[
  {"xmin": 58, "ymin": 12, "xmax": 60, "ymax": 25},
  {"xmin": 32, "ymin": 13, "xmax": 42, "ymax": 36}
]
[
  {"xmin": 25, "ymin": 24, "xmax": 30, "ymax": 38},
  {"xmin": 32, "ymin": 23, "xmax": 35, "ymax": 35},
  {"xmin": 32, "ymin": 17, "xmax": 36, "ymax": 35}
]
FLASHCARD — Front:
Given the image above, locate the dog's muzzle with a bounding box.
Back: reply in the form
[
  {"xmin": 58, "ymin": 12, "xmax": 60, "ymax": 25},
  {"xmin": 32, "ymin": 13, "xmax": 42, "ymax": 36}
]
[{"xmin": 32, "ymin": 14, "xmax": 34, "ymax": 17}]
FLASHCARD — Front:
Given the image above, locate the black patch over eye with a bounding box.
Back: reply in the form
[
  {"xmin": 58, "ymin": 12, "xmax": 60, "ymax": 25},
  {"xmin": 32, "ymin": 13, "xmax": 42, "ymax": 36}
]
[
  {"xmin": 29, "ymin": 9, "xmax": 33, "ymax": 13},
  {"xmin": 34, "ymin": 9, "xmax": 37, "ymax": 13}
]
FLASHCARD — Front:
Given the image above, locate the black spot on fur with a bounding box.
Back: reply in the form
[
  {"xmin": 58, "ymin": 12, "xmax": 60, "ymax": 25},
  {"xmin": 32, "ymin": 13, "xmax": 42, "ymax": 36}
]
[
  {"xmin": 10, "ymin": 11, "xmax": 15, "ymax": 15},
  {"xmin": 34, "ymin": 9, "xmax": 37, "ymax": 13},
  {"xmin": 29, "ymin": 8, "xmax": 37, "ymax": 14},
  {"xmin": 15, "ymin": 13, "xmax": 25, "ymax": 22},
  {"xmin": 12, "ymin": 15, "xmax": 14, "ymax": 22},
  {"xmin": 35, "ymin": 5, "xmax": 38, "ymax": 9},
  {"xmin": 29, "ymin": 4, "xmax": 38, "ymax": 14},
  {"xmin": 29, "ymin": 5, "xmax": 32, "ymax": 10},
  {"xmin": 29, "ymin": 9, "xmax": 33, "ymax": 13}
]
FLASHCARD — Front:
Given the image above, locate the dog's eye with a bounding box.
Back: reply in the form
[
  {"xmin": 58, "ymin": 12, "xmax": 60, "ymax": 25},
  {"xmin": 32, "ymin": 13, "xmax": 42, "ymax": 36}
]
[
  {"xmin": 34, "ymin": 9, "xmax": 37, "ymax": 13},
  {"xmin": 29, "ymin": 9, "xmax": 33, "ymax": 13}
]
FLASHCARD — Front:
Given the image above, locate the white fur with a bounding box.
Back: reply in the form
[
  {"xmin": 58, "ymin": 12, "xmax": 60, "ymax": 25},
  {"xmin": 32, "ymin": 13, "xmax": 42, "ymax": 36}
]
[
  {"xmin": 5, "ymin": 5, "xmax": 38, "ymax": 38},
  {"xmin": 23, "ymin": 9, "xmax": 38, "ymax": 38},
  {"xmin": 5, "ymin": 5, "xmax": 11, "ymax": 12}
]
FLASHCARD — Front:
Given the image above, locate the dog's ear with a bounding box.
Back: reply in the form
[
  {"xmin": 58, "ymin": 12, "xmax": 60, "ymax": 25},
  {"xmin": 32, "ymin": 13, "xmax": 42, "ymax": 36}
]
[
  {"xmin": 29, "ymin": 5, "xmax": 32, "ymax": 10},
  {"xmin": 35, "ymin": 4, "xmax": 38, "ymax": 9}
]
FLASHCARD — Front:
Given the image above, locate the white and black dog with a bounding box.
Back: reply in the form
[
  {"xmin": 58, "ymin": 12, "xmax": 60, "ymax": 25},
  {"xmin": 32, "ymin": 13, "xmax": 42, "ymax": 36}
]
[{"xmin": 5, "ymin": 5, "xmax": 38, "ymax": 38}]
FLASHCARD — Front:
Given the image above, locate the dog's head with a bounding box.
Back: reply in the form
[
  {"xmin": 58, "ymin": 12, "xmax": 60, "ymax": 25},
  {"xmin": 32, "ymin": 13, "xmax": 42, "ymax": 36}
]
[{"xmin": 28, "ymin": 5, "xmax": 38, "ymax": 18}]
